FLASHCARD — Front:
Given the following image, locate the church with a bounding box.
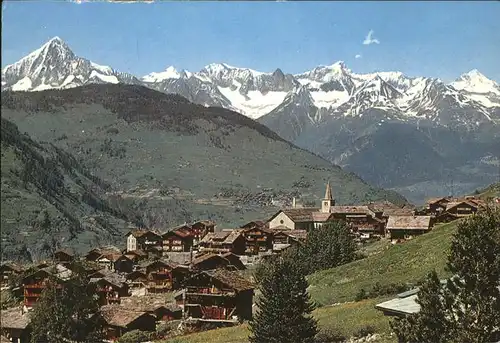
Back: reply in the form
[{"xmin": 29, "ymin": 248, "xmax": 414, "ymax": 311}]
[{"xmin": 267, "ymin": 182, "xmax": 386, "ymax": 235}]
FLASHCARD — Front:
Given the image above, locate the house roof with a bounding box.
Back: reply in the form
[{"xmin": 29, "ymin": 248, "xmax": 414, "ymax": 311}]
[
  {"xmin": 86, "ymin": 246, "xmax": 122, "ymax": 257},
  {"xmin": 90, "ymin": 271, "xmax": 127, "ymax": 289},
  {"xmin": 120, "ymin": 296, "xmax": 181, "ymax": 313},
  {"xmin": 139, "ymin": 259, "xmax": 176, "ymax": 270},
  {"xmin": 163, "ymin": 228, "xmax": 192, "ymax": 239},
  {"xmin": 191, "ymin": 253, "xmax": 228, "ymax": 267},
  {"xmin": 0, "ymin": 307, "xmax": 31, "ymax": 329},
  {"xmin": 100, "ymin": 305, "xmax": 154, "ymax": 328},
  {"xmin": 329, "ymin": 206, "xmax": 376, "ymax": 217},
  {"xmin": 311, "ymin": 212, "xmax": 333, "ymax": 222},
  {"xmin": 0, "ymin": 262, "xmax": 23, "ymax": 273},
  {"xmin": 282, "ymin": 230, "xmax": 307, "ymax": 241},
  {"xmin": 193, "ymin": 220, "xmax": 216, "ymax": 227},
  {"xmin": 41, "ymin": 264, "xmax": 73, "ymax": 281},
  {"xmin": 240, "ymin": 220, "xmax": 265, "ymax": 228},
  {"xmin": 124, "ymin": 250, "xmax": 148, "ymax": 257},
  {"xmin": 386, "ymin": 216, "xmax": 432, "ymax": 230},
  {"xmin": 201, "ymin": 269, "xmax": 254, "ymax": 292},
  {"xmin": 445, "ymin": 201, "xmax": 478, "ymax": 211},
  {"xmin": 375, "ymin": 294, "xmax": 420, "ymax": 316},
  {"xmin": 367, "ymin": 201, "xmax": 401, "ymax": 213},
  {"xmin": 426, "ymin": 197, "xmax": 451, "ymax": 205},
  {"xmin": 382, "ymin": 208, "xmax": 415, "ymax": 217},
  {"xmin": 54, "ymin": 248, "xmax": 74, "ymax": 257},
  {"xmin": 200, "ymin": 230, "xmax": 243, "ymax": 245}
]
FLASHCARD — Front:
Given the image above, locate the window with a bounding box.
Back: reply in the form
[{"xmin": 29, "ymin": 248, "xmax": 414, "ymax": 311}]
[{"xmin": 280, "ymin": 220, "xmax": 284, "ymax": 224}]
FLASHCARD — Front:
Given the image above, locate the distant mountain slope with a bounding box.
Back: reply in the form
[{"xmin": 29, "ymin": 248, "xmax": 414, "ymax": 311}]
[
  {"xmin": 1, "ymin": 85, "xmax": 406, "ymax": 231},
  {"xmin": 0, "ymin": 118, "xmax": 132, "ymax": 262}
]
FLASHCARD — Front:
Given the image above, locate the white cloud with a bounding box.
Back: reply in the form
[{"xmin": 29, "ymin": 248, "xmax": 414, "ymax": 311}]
[
  {"xmin": 355, "ymin": 54, "xmax": 362, "ymax": 59},
  {"xmin": 363, "ymin": 30, "xmax": 380, "ymax": 45}
]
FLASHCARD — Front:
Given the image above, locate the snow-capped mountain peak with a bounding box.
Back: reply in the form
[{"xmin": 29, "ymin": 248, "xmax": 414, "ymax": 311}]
[
  {"xmin": 142, "ymin": 66, "xmax": 183, "ymax": 82},
  {"xmin": 451, "ymin": 69, "xmax": 500, "ymax": 95}
]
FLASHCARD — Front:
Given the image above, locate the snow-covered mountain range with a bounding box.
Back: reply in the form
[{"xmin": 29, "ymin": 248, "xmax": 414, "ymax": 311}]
[{"xmin": 2, "ymin": 37, "xmax": 499, "ymax": 202}]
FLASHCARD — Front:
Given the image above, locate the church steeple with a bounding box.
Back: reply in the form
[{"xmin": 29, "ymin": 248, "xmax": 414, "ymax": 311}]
[{"xmin": 321, "ymin": 181, "xmax": 335, "ymax": 213}]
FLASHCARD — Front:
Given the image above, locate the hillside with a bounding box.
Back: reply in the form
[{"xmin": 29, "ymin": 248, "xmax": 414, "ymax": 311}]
[
  {"xmin": 0, "ymin": 118, "xmax": 131, "ymax": 262},
  {"xmin": 476, "ymin": 182, "xmax": 500, "ymax": 200}
]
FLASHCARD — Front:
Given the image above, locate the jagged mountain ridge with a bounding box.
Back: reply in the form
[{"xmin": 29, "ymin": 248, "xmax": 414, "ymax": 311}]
[
  {"xmin": 2, "ymin": 37, "xmax": 499, "ymax": 122},
  {"xmin": 3, "ymin": 37, "xmax": 500, "ymax": 203}
]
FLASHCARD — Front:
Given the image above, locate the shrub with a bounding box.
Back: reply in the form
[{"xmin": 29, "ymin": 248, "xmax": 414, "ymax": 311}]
[
  {"xmin": 355, "ymin": 288, "xmax": 368, "ymax": 301},
  {"xmin": 353, "ymin": 325, "xmax": 376, "ymax": 338},
  {"xmin": 106, "ymin": 127, "xmax": 119, "ymax": 134},
  {"xmin": 315, "ymin": 327, "xmax": 346, "ymax": 343},
  {"xmin": 117, "ymin": 329, "xmax": 153, "ymax": 343}
]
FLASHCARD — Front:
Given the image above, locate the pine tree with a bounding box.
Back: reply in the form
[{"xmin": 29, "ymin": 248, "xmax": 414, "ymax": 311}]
[
  {"xmin": 30, "ymin": 265, "xmax": 103, "ymax": 343},
  {"xmin": 249, "ymin": 256, "xmax": 318, "ymax": 343},
  {"xmin": 391, "ymin": 209, "xmax": 500, "ymax": 343}
]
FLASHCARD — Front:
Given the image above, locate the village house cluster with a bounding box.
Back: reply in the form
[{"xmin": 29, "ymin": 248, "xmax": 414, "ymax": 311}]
[{"xmin": 0, "ymin": 183, "xmax": 490, "ymax": 342}]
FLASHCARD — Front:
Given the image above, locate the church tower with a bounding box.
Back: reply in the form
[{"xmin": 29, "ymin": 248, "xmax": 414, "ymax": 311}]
[{"xmin": 321, "ymin": 181, "xmax": 335, "ymax": 213}]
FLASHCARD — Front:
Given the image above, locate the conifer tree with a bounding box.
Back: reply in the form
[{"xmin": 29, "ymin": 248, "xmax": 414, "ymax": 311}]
[
  {"xmin": 249, "ymin": 256, "xmax": 318, "ymax": 343},
  {"xmin": 30, "ymin": 265, "xmax": 103, "ymax": 343},
  {"xmin": 391, "ymin": 209, "xmax": 500, "ymax": 343}
]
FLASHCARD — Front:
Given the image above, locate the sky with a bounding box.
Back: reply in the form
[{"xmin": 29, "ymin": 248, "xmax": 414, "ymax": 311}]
[{"xmin": 2, "ymin": 1, "xmax": 500, "ymax": 82}]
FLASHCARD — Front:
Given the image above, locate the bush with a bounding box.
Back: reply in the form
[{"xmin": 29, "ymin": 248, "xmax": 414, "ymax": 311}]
[
  {"xmin": 315, "ymin": 327, "xmax": 346, "ymax": 343},
  {"xmin": 353, "ymin": 325, "xmax": 376, "ymax": 338},
  {"xmin": 355, "ymin": 288, "xmax": 368, "ymax": 301},
  {"xmin": 106, "ymin": 127, "xmax": 119, "ymax": 134},
  {"xmin": 117, "ymin": 329, "xmax": 153, "ymax": 343}
]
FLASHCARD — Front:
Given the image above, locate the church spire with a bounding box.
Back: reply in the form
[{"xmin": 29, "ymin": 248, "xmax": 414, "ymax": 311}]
[
  {"xmin": 321, "ymin": 181, "xmax": 335, "ymax": 213},
  {"xmin": 324, "ymin": 181, "xmax": 333, "ymax": 201}
]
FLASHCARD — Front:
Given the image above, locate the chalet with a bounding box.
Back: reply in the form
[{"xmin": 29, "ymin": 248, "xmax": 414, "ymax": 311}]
[
  {"xmin": 0, "ymin": 262, "xmax": 23, "ymax": 288},
  {"xmin": 22, "ymin": 264, "xmax": 72, "ymax": 308},
  {"xmin": 0, "ymin": 307, "xmax": 31, "ymax": 343},
  {"xmin": 125, "ymin": 229, "xmax": 163, "ymax": 254},
  {"xmin": 176, "ymin": 269, "xmax": 254, "ymax": 323},
  {"xmin": 375, "ymin": 288, "xmax": 421, "ymax": 318},
  {"xmin": 198, "ymin": 230, "xmax": 246, "ymax": 255},
  {"xmin": 96, "ymin": 254, "xmax": 133, "ymax": 274},
  {"xmin": 271, "ymin": 230, "xmax": 306, "ymax": 252},
  {"xmin": 90, "ymin": 273, "xmax": 129, "ymax": 305},
  {"xmin": 329, "ymin": 206, "xmax": 385, "ymax": 235},
  {"xmin": 126, "ymin": 270, "xmax": 148, "ymax": 290},
  {"xmin": 100, "ymin": 305, "xmax": 157, "ymax": 340},
  {"xmin": 137, "ymin": 259, "xmax": 189, "ymax": 293},
  {"xmin": 85, "ymin": 246, "xmax": 121, "ymax": 262},
  {"xmin": 220, "ymin": 252, "xmax": 246, "ymax": 271},
  {"xmin": 241, "ymin": 226, "xmax": 273, "ymax": 255},
  {"xmin": 445, "ymin": 201, "xmax": 478, "ymax": 217},
  {"xmin": 191, "ymin": 220, "xmax": 217, "ymax": 245},
  {"xmin": 190, "ymin": 253, "xmax": 231, "ymax": 272},
  {"xmin": 386, "ymin": 216, "xmax": 433, "ymax": 242},
  {"xmin": 123, "ymin": 250, "xmax": 148, "ymax": 263},
  {"xmin": 162, "ymin": 229, "xmax": 194, "ymax": 253},
  {"xmin": 53, "ymin": 248, "xmax": 74, "ymax": 263},
  {"xmin": 120, "ymin": 295, "xmax": 183, "ymax": 321},
  {"xmin": 425, "ymin": 197, "xmax": 452, "ymax": 216}
]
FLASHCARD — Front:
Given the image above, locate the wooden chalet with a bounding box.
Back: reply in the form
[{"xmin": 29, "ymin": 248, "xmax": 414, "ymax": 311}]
[
  {"xmin": 123, "ymin": 250, "xmax": 148, "ymax": 263},
  {"xmin": 329, "ymin": 206, "xmax": 386, "ymax": 236},
  {"xmin": 220, "ymin": 252, "xmax": 246, "ymax": 271},
  {"xmin": 176, "ymin": 269, "xmax": 254, "ymax": 323},
  {"xmin": 198, "ymin": 230, "xmax": 246, "ymax": 255},
  {"xmin": 445, "ymin": 201, "xmax": 479, "ymax": 217},
  {"xmin": 120, "ymin": 295, "xmax": 183, "ymax": 321},
  {"xmin": 125, "ymin": 229, "xmax": 163, "ymax": 255},
  {"xmin": 241, "ymin": 226, "xmax": 273, "ymax": 255},
  {"xmin": 22, "ymin": 264, "xmax": 72, "ymax": 308},
  {"xmin": 191, "ymin": 220, "xmax": 217, "ymax": 245},
  {"xmin": 96, "ymin": 253, "xmax": 133, "ymax": 274},
  {"xmin": 85, "ymin": 246, "xmax": 121, "ymax": 262},
  {"xmin": 271, "ymin": 230, "xmax": 306, "ymax": 253},
  {"xmin": 162, "ymin": 228, "xmax": 194, "ymax": 253},
  {"xmin": 53, "ymin": 248, "xmax": 74, "ymax": 263},
  {"xmin": 0, "ymin": 307, "xmax": 31, "ymax": 343},
  {"xmin": 89, "ymin": 272, "xmax": 129, "ymax": 305},
  {"xmin": 137, "ymin": 259, "xmax": 189, "ymax": 293},
  {"xmin": 125, "ymin": 270, "xmax": 148, "ymax": 290},
  {"xmin": 386, "ymin": 216, "xmax": 433, "ymax": 242},
  {"xmin": 190, "ymin": 253, "xmax": 231, "ymax": 272},
  {"xmin": 0, "ymin": 262, "xmax": 23, "ymax": 288},
  {"xmin": 424, "ymin": 197, "xmax": 452, "ymax": 216},
  {"xmin": 100, "ymin": 305, "xmax": 157, "ymax": 340}
]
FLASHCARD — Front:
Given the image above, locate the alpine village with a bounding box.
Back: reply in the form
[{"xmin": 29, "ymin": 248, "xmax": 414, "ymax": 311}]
[{"xmin": 1, "ymin": 181, "xmax": 499, "ymax": 343}]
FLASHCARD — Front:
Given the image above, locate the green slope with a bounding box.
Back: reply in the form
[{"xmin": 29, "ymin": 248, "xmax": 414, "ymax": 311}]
[
  {"xmin": 1, "ymin": 118, "xmax": 130, "ymax": 262},
  {"xmin": 307, "ymin": 221, "xmax": 457, "ymax": 305}
]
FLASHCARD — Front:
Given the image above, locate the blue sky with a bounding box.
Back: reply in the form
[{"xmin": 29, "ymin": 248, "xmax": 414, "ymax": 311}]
[{"xmin": 2, "ymin": 1, "xmax": 499, "ymax": 82}]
